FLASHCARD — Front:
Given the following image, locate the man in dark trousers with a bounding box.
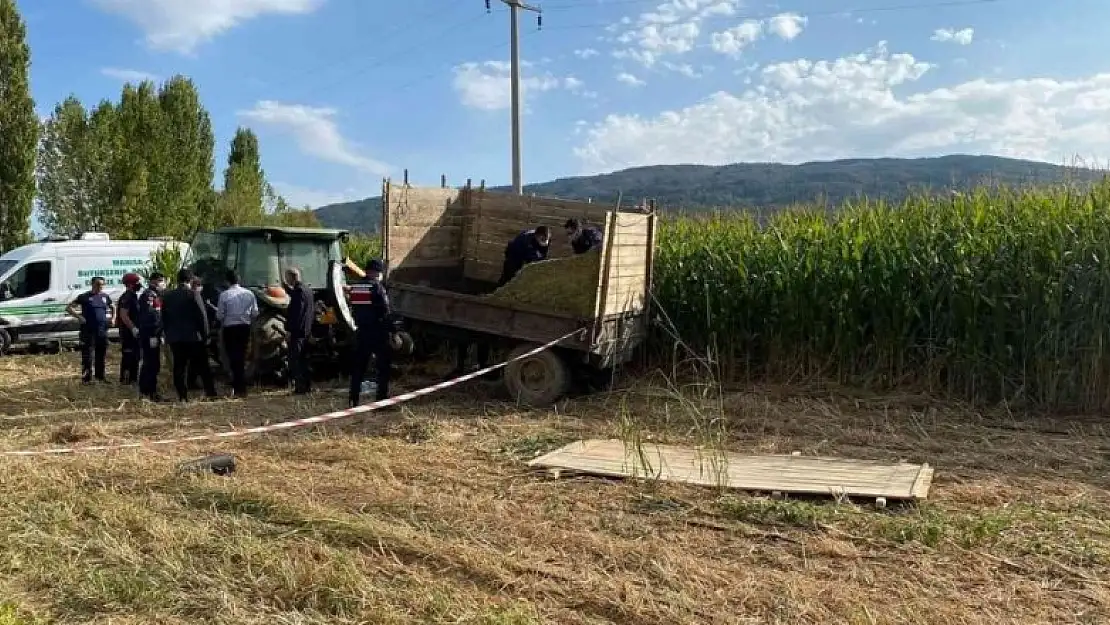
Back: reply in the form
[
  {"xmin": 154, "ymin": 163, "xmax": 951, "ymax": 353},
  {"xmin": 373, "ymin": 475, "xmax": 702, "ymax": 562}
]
[
  {"xmin": 161, "ymin": 268, "xmax": 216, "ymax": 402},
  {"xmin": 216, "ymin": 269, "xmax": 258, "ymax": 397},
  {"xmin": 115, "ymin": 272, "xmax": 143, "ymax": 385},
  {"xmin": 66, "ymin": 276, "xmax": 114, "ymax": 384},
  {"xmin": 284, "ymin": 267, "xmax": 314, "ymax": 394},
  {"xmin": 564, "ymin": 218, "xmax": 604, "ymax": 254},
  {"xmin": 137, "ymin": 272, "xmax": 166, "ymax": 401},
  {"xmin": 499, "ymin": 225, "xmax": 550, "ymax": 286},
  {"xmin": 347, "ymin": 259, "xmax": 393, "ymax": 408}
]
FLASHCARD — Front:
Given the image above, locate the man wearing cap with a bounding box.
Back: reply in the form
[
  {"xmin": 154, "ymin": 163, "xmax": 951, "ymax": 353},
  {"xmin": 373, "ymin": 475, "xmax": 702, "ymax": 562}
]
[
  {"xmin": 66, "ymin": 276, "xmax": 114, "ymax": 384},
  {"xmin": 116, "ymin": 272, "xmax": 143, "ymax": 385},
  {"xmin": 137, "ymin": 272, "xmax": 166, "ymax": 401},
  {"xmin": 346, "ymin": 259, "xmax": 394, "ymax": 408}
]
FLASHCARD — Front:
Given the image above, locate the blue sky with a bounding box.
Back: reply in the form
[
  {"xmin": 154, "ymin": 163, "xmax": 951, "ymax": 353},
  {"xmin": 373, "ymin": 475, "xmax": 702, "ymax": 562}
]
[{"xmin": 17, "ymin": 0, "xmax": 1110, "ymax": 211}]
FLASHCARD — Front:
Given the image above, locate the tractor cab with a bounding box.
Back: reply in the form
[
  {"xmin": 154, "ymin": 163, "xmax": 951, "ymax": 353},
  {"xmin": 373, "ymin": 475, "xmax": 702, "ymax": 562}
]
[{"xmin": 183, "ymin": 226, "xmax": 356, "ymax": 381}]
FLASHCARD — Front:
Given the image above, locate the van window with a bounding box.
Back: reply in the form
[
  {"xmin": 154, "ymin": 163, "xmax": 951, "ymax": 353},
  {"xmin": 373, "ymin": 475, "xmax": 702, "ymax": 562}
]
[
  {"xmin": 1, "ymin": 261, "xmax": 51, "ymax": 300},
  {"xmin": 0, "ymin": 259, "xmax": 16, "ymax": 281}
]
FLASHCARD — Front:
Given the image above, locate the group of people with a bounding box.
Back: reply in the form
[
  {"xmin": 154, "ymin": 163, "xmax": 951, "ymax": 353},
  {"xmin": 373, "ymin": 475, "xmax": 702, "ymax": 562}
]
[
  {"xmin": 65, "ymin": 258, "xmax": 397, "ymax": 409},
  {"xmin": 62, "ymin": 219, "xmax": 601, "ymax": 407}
]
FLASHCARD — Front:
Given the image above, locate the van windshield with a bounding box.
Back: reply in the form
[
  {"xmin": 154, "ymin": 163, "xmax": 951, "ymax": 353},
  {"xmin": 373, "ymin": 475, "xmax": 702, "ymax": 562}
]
[{"xmin": 0, "ymin": 260, "xmax": 16, "ymax": 281}]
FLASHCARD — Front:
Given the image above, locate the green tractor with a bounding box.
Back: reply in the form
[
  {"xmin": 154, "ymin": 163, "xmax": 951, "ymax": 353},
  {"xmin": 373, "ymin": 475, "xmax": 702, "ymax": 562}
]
[{"xmin": 183, "ymin": 226, "xmax": 358, "ymax": 383}]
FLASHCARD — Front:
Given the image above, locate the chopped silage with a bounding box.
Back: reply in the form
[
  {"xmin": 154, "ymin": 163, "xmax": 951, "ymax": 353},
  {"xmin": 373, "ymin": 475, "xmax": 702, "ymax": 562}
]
[{"xmin": 486, "ymin": 251, "xmax": 601, "ymax": 317}]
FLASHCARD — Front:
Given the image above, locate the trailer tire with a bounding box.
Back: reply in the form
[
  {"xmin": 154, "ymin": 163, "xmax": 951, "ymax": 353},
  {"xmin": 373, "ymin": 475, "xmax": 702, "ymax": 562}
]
[
  {"xmin": 0, "ymin": 328, "xmax": 10, "ymax": 356},
  {"xmin": 503, "ymin": 344, "xmax": 570, "ymax": 407}
]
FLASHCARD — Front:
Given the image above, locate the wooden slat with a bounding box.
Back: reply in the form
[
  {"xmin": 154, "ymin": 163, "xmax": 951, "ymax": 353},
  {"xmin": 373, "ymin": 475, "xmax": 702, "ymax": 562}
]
[{"xmin": 529, "ymin": 439, "xmax": 934, "ymax": 501}]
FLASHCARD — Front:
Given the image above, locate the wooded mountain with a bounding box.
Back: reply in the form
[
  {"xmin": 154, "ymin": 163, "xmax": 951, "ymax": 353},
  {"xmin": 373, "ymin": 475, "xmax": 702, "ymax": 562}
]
[{"xmin": 315, "ymin": 155, "xmax": 1105, "ymax": 233}]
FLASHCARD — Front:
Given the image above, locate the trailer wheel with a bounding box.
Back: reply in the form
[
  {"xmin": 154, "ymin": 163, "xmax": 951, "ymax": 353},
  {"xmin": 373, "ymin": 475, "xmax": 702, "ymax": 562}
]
[
  {"xmin": 0, "ymin": 328, "xmax": 10, "ymax": 356},
  {"xmin": 503, "ymin": 344, "xmax": 570, "ymax": 406}
]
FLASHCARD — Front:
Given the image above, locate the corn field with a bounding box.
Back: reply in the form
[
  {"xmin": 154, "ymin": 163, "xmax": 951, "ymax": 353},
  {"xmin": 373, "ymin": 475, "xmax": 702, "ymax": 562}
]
[{"xmin": 654, "ymin": 179, "xmax": 1110, "ymax": 409}]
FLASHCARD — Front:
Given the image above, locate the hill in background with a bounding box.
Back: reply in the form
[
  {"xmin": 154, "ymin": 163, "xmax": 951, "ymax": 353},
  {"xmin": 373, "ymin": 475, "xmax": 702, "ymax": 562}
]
[{"xmin": 315, "ymin": 155, "xmax": 1104, "ymax": 233}]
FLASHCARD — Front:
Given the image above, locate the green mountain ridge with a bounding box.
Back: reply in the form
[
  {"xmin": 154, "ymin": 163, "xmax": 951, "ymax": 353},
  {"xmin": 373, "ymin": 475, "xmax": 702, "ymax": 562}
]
[{"xmin": 314, "ymin": 155, "xmax": 1105, "ymax": 233}]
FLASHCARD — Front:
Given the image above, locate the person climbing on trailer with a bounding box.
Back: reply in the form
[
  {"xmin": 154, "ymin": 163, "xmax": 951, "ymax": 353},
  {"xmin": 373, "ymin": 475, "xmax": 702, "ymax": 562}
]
[
  {"xmin": 499, "ymin": 225, "xmax": 550, "ymax": 286},
  {"xmin": 564, "ymin": 218, "xmax": 603, "ymax": 254}
]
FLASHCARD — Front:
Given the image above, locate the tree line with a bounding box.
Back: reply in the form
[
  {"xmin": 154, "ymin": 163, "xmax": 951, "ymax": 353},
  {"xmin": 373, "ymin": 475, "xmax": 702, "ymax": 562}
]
[{"xmin": 0, "ymin": 0, "xmax": 318, "ymax": 254}]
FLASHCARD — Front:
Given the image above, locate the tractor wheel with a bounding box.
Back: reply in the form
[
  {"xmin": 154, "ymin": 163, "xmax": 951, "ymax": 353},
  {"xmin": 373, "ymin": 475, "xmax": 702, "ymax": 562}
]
[
  {"xmin": 503, "ymin": 344, "xmax": 571, "ymax": 407},
  {"xmin": 245, "ymin": 311, "xmax": 289, "ymax": 383},
  {"xmin": 0, "ymin": 328, "xmax": 10, "ymax": 356}
]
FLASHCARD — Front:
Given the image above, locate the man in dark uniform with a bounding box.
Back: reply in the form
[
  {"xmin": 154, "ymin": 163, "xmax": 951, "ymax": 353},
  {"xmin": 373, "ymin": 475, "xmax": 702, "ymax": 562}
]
[
  {"xmin": 137, "ymin": 272, "xmax": 166, "ymax": 401},
  {"xmin": 347, "ymin": 259, "xmax": 393, "ymax": 408},
  {"xmin": 564, "ymin": 218, "xmax": 604, "ymax": 254},
  {"xmin": 499, "ymin": 225, "xmax": 550, "ymax": 287},
  {"xmin": 66, "ymin": 276, "xmax": 114, "ymax": 384},
  {"xmin": 162, "ymin": 268, "xmax": 216, "ymax": 402},
  {"xmin": 116, "ymin": 272, "xmax": 143, "ymax": 385},
  {"xmin": 284, "ymin": 267, "xmax": 314, "ymax": 394}
]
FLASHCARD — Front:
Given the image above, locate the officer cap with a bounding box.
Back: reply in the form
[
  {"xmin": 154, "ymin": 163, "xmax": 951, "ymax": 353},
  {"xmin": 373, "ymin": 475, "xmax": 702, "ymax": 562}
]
[
  {"xmin": 367, "ymin": 259, "xmax": 385, "ymax": 272},
  {"xmin": 122, "ymin": 272, "xmax": 142, "ymax": 285}
]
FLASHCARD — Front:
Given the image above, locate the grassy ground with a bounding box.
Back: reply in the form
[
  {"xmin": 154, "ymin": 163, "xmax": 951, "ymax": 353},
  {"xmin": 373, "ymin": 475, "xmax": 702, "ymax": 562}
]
[{"xmin": 0, "ymin": 350, "xmax": 1107, "ymax": 624}]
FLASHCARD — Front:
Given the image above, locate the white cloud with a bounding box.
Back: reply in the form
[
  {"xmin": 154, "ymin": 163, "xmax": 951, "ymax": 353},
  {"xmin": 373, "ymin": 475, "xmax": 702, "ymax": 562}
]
[
  {"xmin": 710, "ymin": 20, "xmax": 762, "ymax": 57},
  {"xmin": 663, "ymin": 62, "xmax": 702, "ymax": 78},
  {"xmin": 574, "ymin": 48, "xmax": 599, "ymax": 59},
  {"xmin": 100, "ymin": 67, "xmax": 159, "ymax": 82},
  {"xmin": 768, "ymin": 12, "xmax": 807, "ymax": 40},
  {"xmin": 91, "ymin": 0, "xmax": 323, "ymax": 54},
  {"xmin": 238, "ymin": 101, "xmax": 391, "ymax": 175},
  {"xmin": 612, "ymin": 0, "xmax": 741, "ymax": 67},
  {"xmin": 452, "ymin": 60, "xmax": 575, "ymax": 110},
  {"xmin": 709, "ymin": 12, "xmax": 808, "ymax": 58},
  {"xmin": 931, "ymin": 27, "xmax": 974, "ymax": 45},
  {"xmin": 617, "ymin": 72, "xmax": 647, "ymax": 87},
  {"xmin": 574, "ymin": 42, "xmax": 1110, "ymax": 172}
]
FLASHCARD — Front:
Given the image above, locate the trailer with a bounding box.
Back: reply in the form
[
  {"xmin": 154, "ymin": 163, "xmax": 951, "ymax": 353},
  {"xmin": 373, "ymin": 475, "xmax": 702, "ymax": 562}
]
[{"xmin": 380, "ymin": 179, "xmax": 657, "ymax": 406}]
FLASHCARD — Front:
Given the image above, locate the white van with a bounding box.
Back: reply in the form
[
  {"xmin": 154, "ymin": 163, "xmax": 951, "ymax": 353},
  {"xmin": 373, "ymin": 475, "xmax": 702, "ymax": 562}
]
[{"xmin": 0, "ymin": 233, "xmax": 190, "ymax": 354}]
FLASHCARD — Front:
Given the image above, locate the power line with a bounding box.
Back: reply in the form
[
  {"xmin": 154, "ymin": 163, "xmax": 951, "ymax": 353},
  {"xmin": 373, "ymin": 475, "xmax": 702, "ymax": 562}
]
[{"xmin": 538, "ymin": 0, "xmax": 1003, "ymax": 28}]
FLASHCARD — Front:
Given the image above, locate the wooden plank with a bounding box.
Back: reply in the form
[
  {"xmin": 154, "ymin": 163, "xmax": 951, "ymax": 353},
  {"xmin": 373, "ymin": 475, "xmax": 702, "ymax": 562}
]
[{"xmin": 529, "ymin": 439, "xmax": 934, "ymax": 501}]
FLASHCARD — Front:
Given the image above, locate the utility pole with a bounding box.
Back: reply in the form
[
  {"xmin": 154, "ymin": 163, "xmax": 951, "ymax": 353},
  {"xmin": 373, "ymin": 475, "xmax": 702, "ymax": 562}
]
[{"xmin": 486, "ymin": 0, "xmax": 542, "ymax": 195}]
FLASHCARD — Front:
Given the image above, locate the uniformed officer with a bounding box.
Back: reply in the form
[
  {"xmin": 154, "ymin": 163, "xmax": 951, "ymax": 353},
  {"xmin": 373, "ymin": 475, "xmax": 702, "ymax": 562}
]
[
  {"xmin": 564, "ymin": 218, "xmax": 604, "ymax": 254},
  {"xmin": 499, "ymin": 226, "xmax": 550, "ymax": 286},
  {"xmin": 116, "ymin": 272, "xmax": 143, "ymax": 385},
  {"xmin": 66, "ymin": 276, "xmax": 115, "ymax": 384},
  {"xmin": 347, "ymin": 259, "xmax": 394, "ymax": 408},
  {"xmin": 137, "ymin": 272, "xmax": 166, "ymax": 401}
]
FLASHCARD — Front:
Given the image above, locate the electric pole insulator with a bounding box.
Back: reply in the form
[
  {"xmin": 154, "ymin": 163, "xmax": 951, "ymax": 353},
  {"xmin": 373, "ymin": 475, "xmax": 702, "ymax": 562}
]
[
  {"xmin": 485, "ymin": 0, "xmax": 491, "ymax": 12},
  {"xmin": 537, "ymin": 14, "xmax": 542, "ymax": 30}
]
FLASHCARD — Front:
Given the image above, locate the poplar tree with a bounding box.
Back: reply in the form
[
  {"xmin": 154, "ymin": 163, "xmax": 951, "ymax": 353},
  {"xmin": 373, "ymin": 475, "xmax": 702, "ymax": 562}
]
[{"xmin": 0, "ymin": 0, "xmax": 37, "ymax": 250}]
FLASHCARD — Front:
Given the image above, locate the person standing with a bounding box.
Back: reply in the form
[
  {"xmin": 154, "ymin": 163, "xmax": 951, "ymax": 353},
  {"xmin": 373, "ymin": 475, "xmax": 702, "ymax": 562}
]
[
  {"xmin": 115, "ymin": 272, "xmax": 143, "ymax": 385},
  {"xmin": 161, "ymin": 269, "xmax": 216, "ymax": 402},
  {"xmin": 284, "ymin": 267, "xmax": 314, "ymax": 395},
  {"xmin": 66, "ymin": 276, "xmax": 114, "ymax": 384},
  {"xmin": 347, "ymin": 259, "xmax": 393, "ymax": 408},
  {"xmin": 137, "ymin": 272, "xmax": 166, "ymax": 401},
  {"xmin": 499, "ymin": 226, "xmax": 550, "ymax": 287},
  {"xmin": 217, "ymin": 269, "xmax": 258, "ymax": 398}
]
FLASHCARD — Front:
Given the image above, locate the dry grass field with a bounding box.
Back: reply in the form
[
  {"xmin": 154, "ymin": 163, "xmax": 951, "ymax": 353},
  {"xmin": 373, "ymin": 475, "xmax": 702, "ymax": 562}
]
[{"xmin": 0, "ymin": 349, "xmax": 1107, "ymax": 624}]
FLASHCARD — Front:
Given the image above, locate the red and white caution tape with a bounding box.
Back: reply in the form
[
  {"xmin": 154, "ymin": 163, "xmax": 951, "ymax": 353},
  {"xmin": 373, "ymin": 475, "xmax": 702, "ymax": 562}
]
[{"xmin": 1, "ymin": 329, "xmax": 583, "ymax": 457}]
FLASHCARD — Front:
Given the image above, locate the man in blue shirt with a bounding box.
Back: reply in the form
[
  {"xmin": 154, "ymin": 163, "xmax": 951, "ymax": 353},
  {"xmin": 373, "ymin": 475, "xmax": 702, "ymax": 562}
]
[{"xmin": 67, "ymin": 276, "xmax": 114, "ymax": 384}]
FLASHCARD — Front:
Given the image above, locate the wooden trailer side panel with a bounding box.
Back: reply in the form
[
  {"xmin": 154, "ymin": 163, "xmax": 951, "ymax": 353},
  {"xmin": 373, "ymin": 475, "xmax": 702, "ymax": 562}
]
[
  {"xmin": 381, "ymin": 181, "xmax": 468, "ymax": 284},
  {"xmin": 462, "ymin": 190, "xmax": 611, "ymax": 284},
  {"xmin": 601, "ymin": 211, "xmax": 654, "ymax": 316}
]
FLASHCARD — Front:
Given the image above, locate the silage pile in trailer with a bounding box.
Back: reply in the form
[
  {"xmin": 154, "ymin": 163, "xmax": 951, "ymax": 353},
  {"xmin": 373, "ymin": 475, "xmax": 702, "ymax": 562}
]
[{"xmin": 486, "ymin": 250, "xmax": 601, "ymax": 317}]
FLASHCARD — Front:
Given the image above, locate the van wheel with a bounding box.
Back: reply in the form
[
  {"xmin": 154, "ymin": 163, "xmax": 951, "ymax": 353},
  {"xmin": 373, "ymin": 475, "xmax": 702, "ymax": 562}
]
[
  {"xmin": 503, "ymin": 344, "xmax": 570, "ymax": 407},
  {"xmin": 0, "ymin": 328, "xmax": 10, "ymax": 355}
]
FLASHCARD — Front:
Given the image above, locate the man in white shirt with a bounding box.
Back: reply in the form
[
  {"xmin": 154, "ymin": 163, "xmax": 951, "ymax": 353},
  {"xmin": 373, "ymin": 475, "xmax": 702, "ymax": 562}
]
[{"xmin": 216, "ymin": 269, "xmax": 259, "ymax": 397}]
